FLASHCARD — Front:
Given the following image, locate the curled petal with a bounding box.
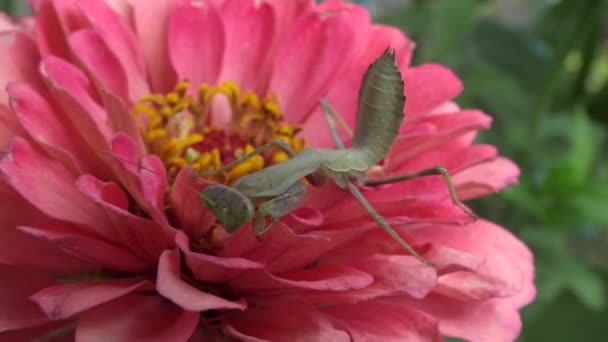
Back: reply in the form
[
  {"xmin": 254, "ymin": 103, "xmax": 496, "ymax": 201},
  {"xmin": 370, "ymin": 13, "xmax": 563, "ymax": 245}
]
[
  {"xmin": 156, "ymin": 249, "xmax": 247, "ymax": 312},
  {"xmin": 30, "ymin": 278, "xmax": 151, "ymax": 320},
  {"xmin": 76, "ymin": 293, "xmax": 199, "ymax": 342}
]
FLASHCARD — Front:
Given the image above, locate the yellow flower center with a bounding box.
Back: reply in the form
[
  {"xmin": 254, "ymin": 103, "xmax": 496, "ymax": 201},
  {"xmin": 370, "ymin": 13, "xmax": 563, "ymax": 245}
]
[{"xmin": 132, "ymin": 80, "xmax": 305, "ymax": 183}]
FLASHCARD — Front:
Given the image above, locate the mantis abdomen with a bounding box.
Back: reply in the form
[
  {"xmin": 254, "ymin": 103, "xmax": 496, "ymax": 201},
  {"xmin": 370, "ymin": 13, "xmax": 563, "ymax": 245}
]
[{"xmin": 351, "ymin": 50, "xmax": 405, "ymax": 166}]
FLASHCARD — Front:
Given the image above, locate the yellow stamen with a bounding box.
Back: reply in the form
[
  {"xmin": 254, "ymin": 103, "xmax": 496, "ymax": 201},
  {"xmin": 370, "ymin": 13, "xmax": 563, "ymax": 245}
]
[{"xmin": 132, "ymin": 79, "xmax": 306, "ymax": 182}]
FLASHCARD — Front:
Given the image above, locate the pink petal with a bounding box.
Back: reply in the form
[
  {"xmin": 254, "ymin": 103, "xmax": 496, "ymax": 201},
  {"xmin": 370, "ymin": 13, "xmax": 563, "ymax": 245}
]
[
  {"xmin": 283, "ymin": 206, "xmax": 324, "ymax": 228},
  {"xmin": 424, "ymin": 243, "xmax": 485, "ymax": 275},
  {"xmin": 76, "ymin": 174, "xmax": 173, "ymax": 262},
  {"xmin": 0, "ymin": 223, "xmax": 91, "ymax": 272},
  {"xmin": 321, "ymin": 196, "xmax": 472, "ymax": 228},
  {"xmin": 453, "ymin": 157, "xmax": 521, "ymax": 200},
  {"xmin": 76, "ymin": 293, "xmax": 199, "ymax": 342},
  {"xmin": 361, "ymin": 145, "xmax": 498, "ymax": 203},
  {"xmin": 230, "ymin": 264, "xmax": 373, "ymax": 292},
  {"xmin": 0, "ymin": 320, "xmax": 75, "ymax": 341},
  {"xmin": 364, "ymin": 24, "xmax": 415, "ymax": 68},
  {"xmin": 0, "ymin": 32, "xmax": 41, "ymax": 106},
  {"xmin": 40, "ymin": 55, "xmax": 112, "ymax": 144},
  {"xmin": 389, "ymin": 144, "xmax": 497, "ymax": 175},
  {"xmin": 300, "ymin": 63, "xmax": 366, "ymax": 148},
  {"xmin": 224, "ymin": 301, "xmax": 349, "ymax": 342},
  {"xmin": 76, "ymin": 0, "xmax": 149, "ymax": 100},
  {"xmin": 269, "ymin": 8, "xmax": 359, "ymax": 124},
  {"xmin": 168, "ymin": 167, "xmax": 216, "ymax": 239},
  {"xmin": 416, "ymin": 220, "xmax": 534, "ymax": 303},
  {"xmin": 67, "ymin": 29, "xmax": 130, "ymax": 103},
  {"xmin": 0, "ymin": 104, "xmax": 25, "ymax": 151},
  {"xmin": 220, "ymin": 222, "xmax": 367, "ymax": 274},
  {"xmin": 307, "ymin": 254, "xmax": 436, "ymax": 304},
  {"xmin": 132, "ymin": 0, "xmax": 177, "ymax": 92},
  {"xmin": 219, "ymin": 1, "xmax": 274, "ymax": 93},
  {"xmin": 99, "ymin": 89, "xmax": 146, "ymax": 155},
  {"xmin": 404, "ymin": 64, "xmax": 463, "ymax": 118},
  {"xmin": 0, "ymin": 182, "xmax": 92, "ymax": 271},
  {"xmin": 393, "ymin": 294, "xmax": 522, "ymax": 342},
  {"xmin": 0, "ymin": 265, "xmax": 54, "ymax": 332},
  {"xmin": 0, "ymin": 138, "xmax": 114, "ymax": 238},
  {"xmin": 392, "ymin": 110, "xmax": 493, "ymax": 165},
  {"xmin": 50, "ymin": 0, "xmax": 89, "ymax": 32},
  {"xmin": 168, "ymin": 2, "xmax": 224, "ymax": 89},
  {"xmin": 32, "ymin": 0, "xmax": 73, "ymax": 59},
  {"xmin": 106, "ymin": 133, "xmax": 171, "ymax": 226},
  {"xmin": 8, "ymin": 82, "xmax": 86, "ymax": 174},
  {"xmin": 139, "ymin": 155, "xmax": 167, "ymax": 212},
  {"xmin": 176, "ymin": 231, "xmax": 264, "ymax": 283},
  {"xmin": 322, "ymin": 301, "xmax": 442, "ymax": 342},
  {"xmin": 18, "ymin": 220, "xmax": 152, "ymax": 273},
  {"xmin": 156, "ymin": 249, "xmax": 247, "ymax": 311},
  {"xmin": 266, "ymin": 0, "xmax": 314, "ymax": 40},
  {"xmin": 30, "ymin": 278, "xmax": 150, "ymax": 320}
]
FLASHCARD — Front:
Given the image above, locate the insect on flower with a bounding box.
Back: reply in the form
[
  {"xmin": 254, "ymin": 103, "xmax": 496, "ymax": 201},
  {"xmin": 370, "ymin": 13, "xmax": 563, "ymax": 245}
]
[{"xmin": 197, "ymin": 48, "xmax": 476, "ymax": 266}]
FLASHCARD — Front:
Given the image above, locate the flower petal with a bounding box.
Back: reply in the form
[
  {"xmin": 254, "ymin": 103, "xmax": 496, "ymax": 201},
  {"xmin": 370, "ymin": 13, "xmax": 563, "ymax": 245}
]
[
  {"xmin": 0, "ymin": 32, "xmax": 41, "ymax": 106},
  {"xmin": 168, "ymin": 168, "xmax": 216, "ymax": 238},
  {"xmin": 168, "ymin": 2, "xmax": 224, "ymax": 88},
  {"xmin": 453, "ymin": 157, "xmax": 520, "ymax": 200},
  {"xmin": 219, "ymin": 0, "xmax": 274, "ymax": 93},
  {"xmin": 18, "ymin": 220, "xmax": 152, "ymax": 273},
  {"xmin": 76, "ymin": 174, "xmax": 173, "ymax": 262},
  {"xmin": 156, "ymin": 249, "xmax": 247, "ymax": 311},
  {"xmin": 0, "ymin": 138, "xmax": 113, "ymax": 238},
  {"xmin": 0, "ymin": 265, "xmax": 54, "ymax": 332},
  {"xmin": 416, "ymin": 220, "xmax": 534, "ymax": 303},
  {"xmin": 176, "ymin": 231, "xmax": 264, "ymax": 283},
  {"xmin": 394, "ymin": 294, "xmax": 522, "ymax": 342},
  {"xmin": 8, "ymin": 82, "xmax": 86, "ymax": 174},
  {"xmin": 30, "ymin": 278, "xmax": 151, "ymax": 320},
  {"xmin": 76, "ymin": 0, "xmax": 149, "ymax": 100},
  {"xmin": 67, "ymin": 29, "xmax": 131, "ymax": 103},
  {"xmin": 306, "ymin": 254, "xmax": 437, "ymax": 304},
  {"xmin": 32, "ymin": 0, "xmax": 73, "ymax": 59},
  {"xmin": 269, "ymin": 8, "xmax": 358, "ymax": 124},
  {"xmin": 39, "ymin": 55, "xmax": 112, "ymax": 144},
  {"xmin": 224, "ymin": 301, "xmax": 349, "ymax": 342},
  {"xmin": 322, "ymin": 301, "xmax": 442, "ymax": 342},
  {"xmin": 132, "ymin": 0, "xmax": 177, "ymax": 92},
  {"xmin": 76, "ymin": 293, "xmax": 199, "ymax": 342},
  {"xmin": 404, "ymin": 64, "xmax": 463, "ymax": 118}
]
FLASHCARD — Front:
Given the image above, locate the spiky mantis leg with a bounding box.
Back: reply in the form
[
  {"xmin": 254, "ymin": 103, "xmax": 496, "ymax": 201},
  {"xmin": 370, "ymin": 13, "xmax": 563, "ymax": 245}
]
[
  {"xmin": 363, "ymin": 165, "xmax": 478, "ymax": 219},
  {"xmin": 346, "ymin": 181, "xmax": 434, "ymax": 266},
  {"xmin": 253, "ymin": 182, "xmax": 307, "ymax": 236}
]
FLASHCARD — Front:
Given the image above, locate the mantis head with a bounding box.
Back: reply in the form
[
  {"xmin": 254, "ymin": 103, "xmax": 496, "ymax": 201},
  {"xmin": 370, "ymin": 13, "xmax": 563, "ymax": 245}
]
[{"xmin": 200, "ymin": 184, "xmax": 255, "ymax": 233}]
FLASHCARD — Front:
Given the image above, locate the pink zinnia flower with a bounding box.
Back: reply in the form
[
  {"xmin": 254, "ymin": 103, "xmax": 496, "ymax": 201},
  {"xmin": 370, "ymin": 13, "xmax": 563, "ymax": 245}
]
[{"xmin": 0, "ymin": 0, "xmax": 535, "ymax": 341}]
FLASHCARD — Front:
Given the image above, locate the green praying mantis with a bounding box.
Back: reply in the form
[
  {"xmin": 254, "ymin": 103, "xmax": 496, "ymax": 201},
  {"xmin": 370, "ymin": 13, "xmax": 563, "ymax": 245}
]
[{"xmin": 198, "ymin": 49, "xmax": 475, "ymax": 266}]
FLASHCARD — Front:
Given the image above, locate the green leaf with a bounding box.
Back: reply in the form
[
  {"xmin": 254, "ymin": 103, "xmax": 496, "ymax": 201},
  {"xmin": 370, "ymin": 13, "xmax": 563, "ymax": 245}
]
[{"xmin": 473, "ymin": 19, "xmax": 551, "ymax": 91}]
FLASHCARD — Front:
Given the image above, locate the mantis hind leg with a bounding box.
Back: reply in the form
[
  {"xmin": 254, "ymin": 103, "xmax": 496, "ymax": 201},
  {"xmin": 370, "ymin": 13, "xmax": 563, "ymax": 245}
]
[
  {"xmin": 254, "ymin": 182, "xmax": 307, "ymax": 236},
  {"xmin": 362, "ymin": 165, "xmax": 477, "ymax": 219},
  {"xmin": 345, "ymin": 181, "xmax": 435, "ymax": 266},
  {"xmin": 319, "ymin": 99, "xmax": 353, "ymax": 150}
]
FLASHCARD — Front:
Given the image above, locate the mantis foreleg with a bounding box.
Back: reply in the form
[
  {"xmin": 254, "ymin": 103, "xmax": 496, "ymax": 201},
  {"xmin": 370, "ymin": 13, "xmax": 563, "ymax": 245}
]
[
  {"xmin": 363, "ymin": 165, "xmax": 477, "ymax": 219},
  {"xmin": 345, "ymin": 181, "xmax": 434, "ymax": 266},
  {"xmin": 254, "ymin": 182, "xmax": 307, "ymax": 236}
]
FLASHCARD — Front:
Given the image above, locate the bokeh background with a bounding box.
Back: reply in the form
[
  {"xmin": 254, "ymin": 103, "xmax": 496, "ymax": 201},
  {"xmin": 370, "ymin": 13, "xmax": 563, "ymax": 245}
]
[{"xmin": 2, "ymin": 0, "xmax": 607, "ymax": 340}]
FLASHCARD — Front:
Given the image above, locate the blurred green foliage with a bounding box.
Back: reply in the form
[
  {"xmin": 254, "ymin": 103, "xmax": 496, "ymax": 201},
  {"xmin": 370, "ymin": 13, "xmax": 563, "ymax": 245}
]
[
  {"xmin": 3, "ymin": 0, "xmax": 608, "ymax": 340},
  {"xmin": 378, "ymin": 0, "xmax": 608, "ymax": 340}
]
